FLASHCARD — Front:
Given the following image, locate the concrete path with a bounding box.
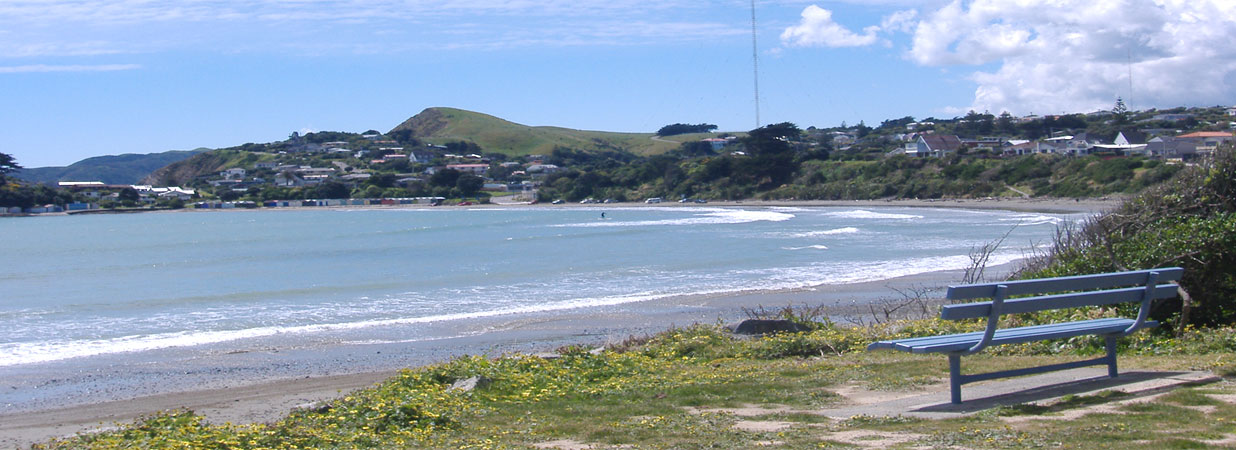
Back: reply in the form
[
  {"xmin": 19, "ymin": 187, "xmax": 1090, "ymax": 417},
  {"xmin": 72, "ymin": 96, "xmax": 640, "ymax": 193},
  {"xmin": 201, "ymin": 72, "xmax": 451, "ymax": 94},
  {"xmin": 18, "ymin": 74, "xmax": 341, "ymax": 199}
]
[{"xmin": 823, "ymin": 368, "xmax": 1219, "ymax": 420}]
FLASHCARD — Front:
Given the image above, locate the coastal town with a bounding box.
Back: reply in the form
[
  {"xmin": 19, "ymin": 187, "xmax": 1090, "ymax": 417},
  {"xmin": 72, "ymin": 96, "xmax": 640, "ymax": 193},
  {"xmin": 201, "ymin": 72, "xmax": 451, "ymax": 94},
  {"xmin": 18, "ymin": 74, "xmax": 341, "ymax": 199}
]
[{"xmin": 4, "ymin": 105, "xmax": 1235, "ymax": 215}]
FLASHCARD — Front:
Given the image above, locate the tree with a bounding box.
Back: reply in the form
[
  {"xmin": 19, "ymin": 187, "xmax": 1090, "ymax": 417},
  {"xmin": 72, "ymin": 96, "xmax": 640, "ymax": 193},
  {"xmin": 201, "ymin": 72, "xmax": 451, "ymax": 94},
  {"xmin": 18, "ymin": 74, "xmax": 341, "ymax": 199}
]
[
  {"xmin": 742, "ymin": 122, "xmax": 800, "ymax": 157},
  {"xmin": 456, "ymin": 174, "xmax": 485, "ymax": 197},
  {"xmin": 1112, "ymin": 97, "xmax": 1130, "ymax": 125},
  {"xmin": 741, "ymin": 122, "xmax": 802, "ymax": 189},
  {"xmin": 996, "ymin": 112, "xmax": 1016, "ymax": 135},
  {"xmin": 118, "ymin": 187, "xmax": 140, "ymax": 203},
  {"xmin": 367, "ymin": 173, "xmax": 398, "ymax": 189},
  {"xmin": 0, "ymin": 152, "xmax": 21, "ymax": 183},
  {"xmin": 313, "ymin": 181, "xmax": 350, "ymax": 199},
  {"xmin": 656, "ymin": 123, "xmax": 719, "ymax": 136},
  {"xmin": 430, "ymin": 168, "xmax": 462, "ymax": 187},
  {"xmin": 0, "ymin": 152, "xmax": 20, "ymax": 175}
]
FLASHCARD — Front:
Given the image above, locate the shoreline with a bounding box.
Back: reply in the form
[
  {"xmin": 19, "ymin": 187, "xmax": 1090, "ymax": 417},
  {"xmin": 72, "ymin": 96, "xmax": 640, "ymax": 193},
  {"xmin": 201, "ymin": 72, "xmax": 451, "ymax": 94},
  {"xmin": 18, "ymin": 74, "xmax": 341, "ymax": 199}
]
[
  {"xmin": 0, "ymin": 267, "xmax": 987, "ymax": 448},
  {"xmin": 9, "ymin": 196, "xmax": 1121, "ymax": 219}
]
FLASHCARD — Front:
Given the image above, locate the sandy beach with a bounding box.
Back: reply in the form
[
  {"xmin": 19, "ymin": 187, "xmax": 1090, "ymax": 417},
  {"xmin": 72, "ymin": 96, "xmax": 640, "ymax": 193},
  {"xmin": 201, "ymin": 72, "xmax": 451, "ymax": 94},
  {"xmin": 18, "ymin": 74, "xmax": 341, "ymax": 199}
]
[
  {"xmin": 0, "ymin": 199, "xmax": 1117, "ymax": 448},
  {"xmin": 0, "ymin": 265, "xmax": 1001, "ymax": 448}
]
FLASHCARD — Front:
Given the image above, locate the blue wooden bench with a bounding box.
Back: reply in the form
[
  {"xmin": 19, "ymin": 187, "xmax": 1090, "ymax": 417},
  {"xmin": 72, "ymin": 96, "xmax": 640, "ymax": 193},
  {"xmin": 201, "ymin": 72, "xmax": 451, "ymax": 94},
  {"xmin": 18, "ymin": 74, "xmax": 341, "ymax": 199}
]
[{"xmin": 868, "ymin": 267, "xmax": 1183, "ymax": 404}]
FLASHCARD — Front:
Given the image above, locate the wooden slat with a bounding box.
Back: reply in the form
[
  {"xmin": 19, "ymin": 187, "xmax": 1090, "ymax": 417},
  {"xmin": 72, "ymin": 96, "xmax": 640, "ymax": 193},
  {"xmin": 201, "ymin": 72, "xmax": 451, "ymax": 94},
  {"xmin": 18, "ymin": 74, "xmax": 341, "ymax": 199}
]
[
  {"xmin": 905, "ymin": 318, "xmax": 1129, "ymax": 350},
  {"xmin": 940, "ymin": 284, "xmax": 1180, "ymax": 320},
  {"xmin": 868, "ymin": 318, "xmax": 1128, "ymax": 351},
  {"xmin": 866, "ymin": 318, "xmax": 1158, "ymax": 354},
  {"xmin": 946, "ymin": 267, "xmax": 1183, "ymax": 301}
]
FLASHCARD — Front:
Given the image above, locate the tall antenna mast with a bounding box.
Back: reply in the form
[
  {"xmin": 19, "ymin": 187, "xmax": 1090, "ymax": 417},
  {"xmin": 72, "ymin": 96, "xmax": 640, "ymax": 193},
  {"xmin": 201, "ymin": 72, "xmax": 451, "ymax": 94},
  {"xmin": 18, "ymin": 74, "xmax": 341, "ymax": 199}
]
[
  {"xmin": 1126, "ymin": 48, "xmax": 1133, "ymax": 107},
  {"xmin": 751, "ymin": 0, "xmax": 761, "ymax": 128}
]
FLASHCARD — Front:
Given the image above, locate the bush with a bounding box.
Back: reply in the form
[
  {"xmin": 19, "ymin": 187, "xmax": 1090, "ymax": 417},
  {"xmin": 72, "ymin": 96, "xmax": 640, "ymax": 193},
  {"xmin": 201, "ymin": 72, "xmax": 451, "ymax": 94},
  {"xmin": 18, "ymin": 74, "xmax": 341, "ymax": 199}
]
[{"xmin": 1019, "ymin": 145, "xmax": 1236, "ymax": 329}]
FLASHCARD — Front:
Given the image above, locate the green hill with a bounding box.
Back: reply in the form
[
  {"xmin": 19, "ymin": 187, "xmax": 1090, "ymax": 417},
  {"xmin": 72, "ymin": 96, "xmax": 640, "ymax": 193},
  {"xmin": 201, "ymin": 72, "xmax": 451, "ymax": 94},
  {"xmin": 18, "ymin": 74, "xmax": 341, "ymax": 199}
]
[
  {"xmin": 388, "ymin": 107, "xmax": 687, "ymax": 156},
  {"xmin": 141, "ymin": 150, "xmax": 277, "ymax": 186},
  {"xmin": 14, "ymin": 149, "xmax": 207, "ymax": 185}
]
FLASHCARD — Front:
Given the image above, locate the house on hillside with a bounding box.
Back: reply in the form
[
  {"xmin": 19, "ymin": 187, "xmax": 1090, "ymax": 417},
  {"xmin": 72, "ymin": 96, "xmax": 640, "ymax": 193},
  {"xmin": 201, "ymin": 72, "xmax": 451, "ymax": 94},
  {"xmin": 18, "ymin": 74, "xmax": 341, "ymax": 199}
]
[
  {"xmin": 446, "ymin": 164, "xmax": 488, "ymax": 175},
  {"xmin": 220, "ymin": 168, "xmax": 247, "ymax": 180},
  {"xmin": 1176, "ymin": 131, "xmax": 1235, "ymax": 158},
  {"xmin": 911, "ymin": 134, "xmax": 962, "ymax": 158},
  {"xmin": 1114, "ymin": 131, "xmax": 1147, "ymax": 146},
  {"xmin": 1147, "ymin": 136, "xmax": 1199, "ymax": 160},
  {"xmin": 703, "ymin": 138, "xmax": 731, "ymax": 151},
  {"xmin": 1004, "ymin": 140, "xmax": 1060, "ymax": 156},
  {"xmin": 1063, "ymin": 133, "xmax": 1102, "ymax": 156},
  {"xmin": 525, "ymin": 164, "xmax": 561, "ymax": 175},
  {"xmin": 274, "ymin": 172, "xmax": 305, "ymax": 187},
  {"xmin": 1176, "ymin": 131, "xmax": 1235, "ymax": 146}
]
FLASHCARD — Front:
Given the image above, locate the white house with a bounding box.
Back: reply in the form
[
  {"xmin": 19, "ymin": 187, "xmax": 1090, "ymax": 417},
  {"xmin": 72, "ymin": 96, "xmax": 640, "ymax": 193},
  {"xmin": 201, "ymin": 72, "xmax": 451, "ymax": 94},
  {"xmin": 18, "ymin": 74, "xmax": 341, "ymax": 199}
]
[
  {"xmin": 525, "ymin": 164, "xmax": 561, "ymax": 174},
  {"xmin": 274, "ymin": 172, "xmax": 305, "ymax": 187},
  {"xmin": 910, "ymin": 134, "xmax": 962, "ymax": 158},
  {"xmin": 446, "ymin": 164, "xmax": 488, "ymax": 175},
  {"xmin": 220, "ymin": 168, "xmax": 247, "ymax": 180}
]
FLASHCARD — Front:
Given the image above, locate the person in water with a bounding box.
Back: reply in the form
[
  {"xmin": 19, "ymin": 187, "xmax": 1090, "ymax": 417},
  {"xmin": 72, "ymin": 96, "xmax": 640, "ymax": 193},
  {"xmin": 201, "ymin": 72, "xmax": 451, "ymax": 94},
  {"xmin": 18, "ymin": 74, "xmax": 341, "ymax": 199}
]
[{"xmin": 601, "ymin": 212, "xmax": 606, "ymax": 218}]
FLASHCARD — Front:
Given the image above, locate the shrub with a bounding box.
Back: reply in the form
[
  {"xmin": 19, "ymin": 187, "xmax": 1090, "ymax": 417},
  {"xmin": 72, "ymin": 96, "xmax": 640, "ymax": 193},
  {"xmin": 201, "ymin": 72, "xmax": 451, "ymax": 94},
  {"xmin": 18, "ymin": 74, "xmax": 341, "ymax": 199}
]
[{"xmin": 1019, "ymin": 145, "xmax": 1236, "ymax": 329}]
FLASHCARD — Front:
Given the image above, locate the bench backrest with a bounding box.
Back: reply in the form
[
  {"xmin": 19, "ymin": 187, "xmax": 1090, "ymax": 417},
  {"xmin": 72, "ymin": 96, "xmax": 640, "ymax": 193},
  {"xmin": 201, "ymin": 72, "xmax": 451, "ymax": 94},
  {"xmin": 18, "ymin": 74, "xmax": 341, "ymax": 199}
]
[{"xmin": 941, "ymin": 267, "xmax": 1184, "ymax": 321}]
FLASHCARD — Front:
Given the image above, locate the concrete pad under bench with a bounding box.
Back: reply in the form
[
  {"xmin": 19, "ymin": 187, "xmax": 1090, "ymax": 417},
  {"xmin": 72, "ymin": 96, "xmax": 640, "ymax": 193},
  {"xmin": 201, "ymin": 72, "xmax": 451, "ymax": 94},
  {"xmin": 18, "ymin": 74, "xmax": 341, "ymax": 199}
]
[{"xmin": 821, "ymin": 368, "xmax": 1219, "ymax": 420}]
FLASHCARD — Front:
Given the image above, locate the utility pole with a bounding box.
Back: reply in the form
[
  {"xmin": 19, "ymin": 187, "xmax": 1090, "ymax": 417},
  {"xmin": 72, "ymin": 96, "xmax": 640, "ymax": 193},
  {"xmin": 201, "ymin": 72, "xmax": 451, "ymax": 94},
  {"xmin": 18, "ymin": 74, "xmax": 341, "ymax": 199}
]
[{"xmin": 751, "ymin": 0, "xmax": 761, "ymax": 128}]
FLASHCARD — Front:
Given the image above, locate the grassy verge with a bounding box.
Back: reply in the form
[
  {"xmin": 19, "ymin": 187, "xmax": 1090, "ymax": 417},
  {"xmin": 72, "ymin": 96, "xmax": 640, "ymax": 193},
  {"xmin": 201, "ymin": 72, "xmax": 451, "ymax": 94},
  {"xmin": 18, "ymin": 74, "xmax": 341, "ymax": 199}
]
[{"xmin": 38, "ymin": 322, "xmax": 1236, "ymax": 449}]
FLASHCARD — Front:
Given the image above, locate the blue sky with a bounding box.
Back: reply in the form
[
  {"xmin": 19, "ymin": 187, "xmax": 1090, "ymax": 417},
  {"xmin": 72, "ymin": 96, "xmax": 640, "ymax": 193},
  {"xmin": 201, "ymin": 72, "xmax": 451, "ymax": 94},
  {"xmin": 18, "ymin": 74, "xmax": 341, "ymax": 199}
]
[{"xmin": 3, "ymin": 0, "xmax": 1234, "ymax": 168}]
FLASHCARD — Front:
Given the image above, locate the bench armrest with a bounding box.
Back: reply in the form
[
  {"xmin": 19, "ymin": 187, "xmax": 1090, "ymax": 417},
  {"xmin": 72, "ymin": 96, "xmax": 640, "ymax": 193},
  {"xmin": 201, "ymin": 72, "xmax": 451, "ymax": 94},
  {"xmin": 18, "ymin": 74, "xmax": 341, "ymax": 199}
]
[
  {"xmin": 1123, "ymin": 270, "xmax": 1162, "ymax": 336},
  {"xmin": 960, "ymin": 284, "xmax": 1008, "ymax": 355}
]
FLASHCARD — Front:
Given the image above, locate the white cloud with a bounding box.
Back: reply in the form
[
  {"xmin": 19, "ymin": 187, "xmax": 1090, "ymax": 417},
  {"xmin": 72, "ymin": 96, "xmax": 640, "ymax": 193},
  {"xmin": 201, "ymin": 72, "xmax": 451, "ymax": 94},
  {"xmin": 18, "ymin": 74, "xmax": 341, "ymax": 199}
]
[
  {"xmin": 780, "ymin": 5, "xmax": 881, "ymax": 48},
  {"xmin": 905, "ymin": 0, "xmax": 1236, "ymax": 115},
  {"xmin": 0, "ymin": 0, "xmax": 732, "ymax": 56},
  {"xmin": 0, "ymin": 64, "xmax": 141, "ymax": 73},
  {"xmin": 781, "ymin": 0, "xmax": 1236, "ymax": 116}
]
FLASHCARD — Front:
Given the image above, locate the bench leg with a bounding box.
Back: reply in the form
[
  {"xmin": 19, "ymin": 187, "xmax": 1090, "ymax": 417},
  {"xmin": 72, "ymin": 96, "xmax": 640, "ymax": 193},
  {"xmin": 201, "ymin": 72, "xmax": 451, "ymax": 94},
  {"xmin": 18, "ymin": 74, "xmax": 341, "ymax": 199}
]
[
  {"xmin": 949, "ymin": 354, "xmax": 962, "ymax": 404},
  {"xmin": 1105, "ymin": 335, "xmax": 1118, "ymax": 378}
]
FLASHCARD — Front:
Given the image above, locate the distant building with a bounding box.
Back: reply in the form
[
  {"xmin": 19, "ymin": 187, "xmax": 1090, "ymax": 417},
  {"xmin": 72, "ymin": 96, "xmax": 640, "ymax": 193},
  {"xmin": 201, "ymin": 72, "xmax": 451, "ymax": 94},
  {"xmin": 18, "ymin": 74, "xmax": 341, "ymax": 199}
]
[
  {"xmin": 1147, "ymin": 136, "xmax": 1199, "ymax": 160},
  {"xmin": 702, "ymin": 138, "xmax": 730, "ymax": 151},
  {"xmin": 912, "ymin": 134, "xmax": 962, "ymax": 158},
  {"xmin": 1114, "ymin": 131, "xmax": 1147, "ymax": 146},
  {"xmin": 1149, "ymin": 113, "xmax": 1193, "ymax": 122},
  {"xmin": 525, "ymin": 164, "xmax": 561, "ymax": 175},
  {"xmin": 220, "ymin": 168, "xmax": 246, "ymax": 180},
  {"xmin": 446, "ymin": 164, "xmax": 488, "ymax": 175}
]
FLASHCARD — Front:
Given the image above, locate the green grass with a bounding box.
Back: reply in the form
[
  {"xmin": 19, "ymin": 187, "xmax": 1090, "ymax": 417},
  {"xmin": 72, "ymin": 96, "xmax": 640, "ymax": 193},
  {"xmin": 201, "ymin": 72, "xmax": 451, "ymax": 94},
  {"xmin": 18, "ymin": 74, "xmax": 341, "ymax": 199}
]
[
  {"xmin": 37, "ymin": 323, "xmax": 1236, "ymax": 449},
  {"xmin": 390, "ymin": 107, "xmax": 691, "ymax": 157}
]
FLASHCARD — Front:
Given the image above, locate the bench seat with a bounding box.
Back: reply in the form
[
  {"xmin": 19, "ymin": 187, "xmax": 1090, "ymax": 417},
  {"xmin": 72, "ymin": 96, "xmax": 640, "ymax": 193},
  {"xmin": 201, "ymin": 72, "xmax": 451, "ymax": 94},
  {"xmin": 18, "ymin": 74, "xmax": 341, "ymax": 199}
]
[{"xmin": 869, "ymin": 318, "xmax": 1158, "ymax": 354}]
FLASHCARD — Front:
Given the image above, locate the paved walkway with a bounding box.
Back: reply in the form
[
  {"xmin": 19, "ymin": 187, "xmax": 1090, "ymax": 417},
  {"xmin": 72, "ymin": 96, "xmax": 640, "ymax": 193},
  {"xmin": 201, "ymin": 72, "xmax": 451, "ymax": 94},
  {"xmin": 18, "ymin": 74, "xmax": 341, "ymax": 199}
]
[{"xmin": 822, "ymin": 368, "xmax": 1219, "ymax": 420}]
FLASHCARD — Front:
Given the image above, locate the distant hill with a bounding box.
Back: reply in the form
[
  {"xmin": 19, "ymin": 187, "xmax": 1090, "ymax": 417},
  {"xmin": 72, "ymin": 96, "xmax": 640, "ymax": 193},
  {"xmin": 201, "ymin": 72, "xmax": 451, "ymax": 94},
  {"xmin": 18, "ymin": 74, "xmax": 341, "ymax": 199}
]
[
  {"xmin": 15, "ymin": 149, "xmax": 208, "ymax": 185},
  {"xmin": 388, "ymin": 107, "xmax": 683, "ymax": 156},
  {"xmin": 142, "ymin": 150, "xmax": 274, "ymax": 187}
]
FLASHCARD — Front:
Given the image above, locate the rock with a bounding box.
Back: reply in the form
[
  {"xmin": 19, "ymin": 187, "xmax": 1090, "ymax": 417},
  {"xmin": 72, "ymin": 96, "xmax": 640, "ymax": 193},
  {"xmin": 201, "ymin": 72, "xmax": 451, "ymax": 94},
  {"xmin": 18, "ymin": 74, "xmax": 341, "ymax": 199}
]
[
  {"xmin": 449, "ymin": 376, "xmax": 492, "ymax": 392},
  {"xmin": 295, "ymin": 402, "xmax": 332, "ymax": 414},
  {"xmin": 726, "ymin": 319, "xmax": 810, "ymax": 335}
]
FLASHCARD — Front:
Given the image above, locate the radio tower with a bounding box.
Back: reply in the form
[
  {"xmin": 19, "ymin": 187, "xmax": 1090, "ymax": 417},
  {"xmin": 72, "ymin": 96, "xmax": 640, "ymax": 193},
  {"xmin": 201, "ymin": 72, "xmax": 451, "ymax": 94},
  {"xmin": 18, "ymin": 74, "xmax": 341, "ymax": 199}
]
[{"xmin": 751, "ymin": 0, "xmax": 761, "ymax": 128}]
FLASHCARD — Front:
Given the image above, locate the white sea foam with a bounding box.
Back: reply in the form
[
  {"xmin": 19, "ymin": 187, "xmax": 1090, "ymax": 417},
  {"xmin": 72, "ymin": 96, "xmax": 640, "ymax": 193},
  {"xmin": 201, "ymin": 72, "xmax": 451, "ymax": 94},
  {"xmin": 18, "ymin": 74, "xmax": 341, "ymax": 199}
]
[
  {"xmin": 788, "ymin": 227, "xmax": 860, "ymax": 238},
  {"xmin": 555, "ymin": 209, "xmax": 793, "ymax": 228},
  {"xmin": 999, "ymin": 214, "xmax": 1064, "ymax": 226},
  {"xmin": 0, "ymin": 288, "xmax": 716, "ymax": 367},
  {"xmin": 824, "ymin": 210, "xmax": 923, "ymax": 220},
  {"xmin": 784, "ymin": 245, "xmax": 830, "ymax": 251}
]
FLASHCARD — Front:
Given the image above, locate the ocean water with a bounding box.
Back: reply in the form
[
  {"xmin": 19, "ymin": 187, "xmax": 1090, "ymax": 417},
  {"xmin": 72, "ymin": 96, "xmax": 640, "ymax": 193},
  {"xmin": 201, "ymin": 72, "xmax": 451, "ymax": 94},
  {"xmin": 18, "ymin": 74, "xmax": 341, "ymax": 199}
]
[{"xmin": 0, "ymin": 206, "xmax": 1079, "ymax": 372}]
